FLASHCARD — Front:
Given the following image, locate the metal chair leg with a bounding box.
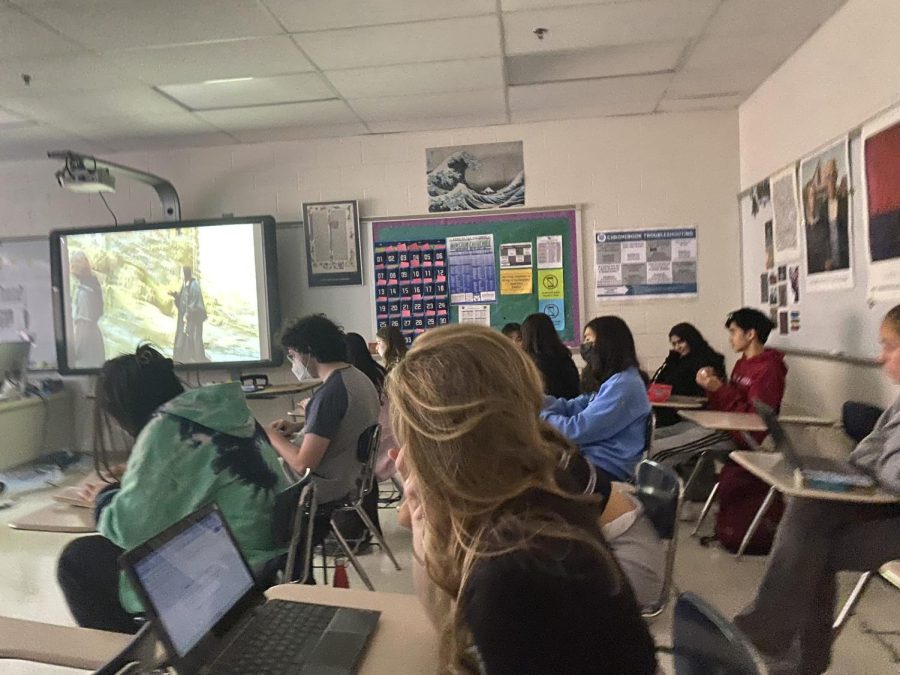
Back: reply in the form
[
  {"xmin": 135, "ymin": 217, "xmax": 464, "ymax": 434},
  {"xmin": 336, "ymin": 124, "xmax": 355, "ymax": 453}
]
[
  {"xmin": 353, "ymin": 504, "xmax": 402, "ymax": 571},
  {"xmin": 330, "ymin": 517, "xmax": 375, "ymax": 591},
  {"xmin": 833, "ymin": 572, "xmax": 874, "ymax": 631},
  {"xmin": 682, "ymin": 451, "xmax": 709, "ymax": 498},
  {"xmin": 736, "ymin": 486, "xmax": 778, "ymax": 560},
  {"xmin": 691, "ymin": 481, "xmax": 719, "ymax": 536}
]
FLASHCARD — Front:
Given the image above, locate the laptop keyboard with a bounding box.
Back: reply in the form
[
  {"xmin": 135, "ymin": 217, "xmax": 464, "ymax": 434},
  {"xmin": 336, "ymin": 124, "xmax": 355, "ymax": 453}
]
[{"xmin": 213, "ymin": 600, "xmax": 337, "ymax": 674}]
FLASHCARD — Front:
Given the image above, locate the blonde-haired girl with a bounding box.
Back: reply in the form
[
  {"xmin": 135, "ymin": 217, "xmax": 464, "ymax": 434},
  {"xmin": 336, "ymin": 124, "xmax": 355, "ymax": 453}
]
[{"xmin": 388, "ymin": 324, "xmax": 657, "ymax": 674}]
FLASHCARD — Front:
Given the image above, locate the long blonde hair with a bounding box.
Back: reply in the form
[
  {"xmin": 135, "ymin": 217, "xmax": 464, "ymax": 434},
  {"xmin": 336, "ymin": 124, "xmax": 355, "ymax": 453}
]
[{"xmin": 387, "ymin": 324, "xmax": 622, "ymax": 672}]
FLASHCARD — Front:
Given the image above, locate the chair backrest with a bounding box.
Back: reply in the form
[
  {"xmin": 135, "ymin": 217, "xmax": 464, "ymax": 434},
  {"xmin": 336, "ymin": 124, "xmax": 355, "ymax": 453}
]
[
  {"xmin": 644, "ymin": 411, "xmax": 656, "ymax": 456},
  {"xmin": 634, "ymin": 459, "xmax": 682, "ymax": 617},
  {"xmin": 672, "ymin": 592, "xmax": 765, "ymax": 675},
  {"xmin": 272, "ymin": 472, "xmax": 318, "ymax": 583},
  {"xmin": 350, "ymin": 424, "xmax": 381, "ymax": 507},
  {"xmin": 842, "ymin": 401, "xmax": 884, "ymax": 444}
]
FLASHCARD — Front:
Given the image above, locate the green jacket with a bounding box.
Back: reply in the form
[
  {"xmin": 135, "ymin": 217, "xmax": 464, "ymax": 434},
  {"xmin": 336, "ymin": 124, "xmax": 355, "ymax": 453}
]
[{"xmin": 97, "ymin": 382, "xmax": 288, "ymax": 614}]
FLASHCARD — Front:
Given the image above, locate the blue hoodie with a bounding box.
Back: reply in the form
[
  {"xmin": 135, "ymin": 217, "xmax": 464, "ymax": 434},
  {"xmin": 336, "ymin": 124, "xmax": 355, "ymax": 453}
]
[{"xmin": 541, "ymin": 367, "xmax": 650, "ymax": 480}]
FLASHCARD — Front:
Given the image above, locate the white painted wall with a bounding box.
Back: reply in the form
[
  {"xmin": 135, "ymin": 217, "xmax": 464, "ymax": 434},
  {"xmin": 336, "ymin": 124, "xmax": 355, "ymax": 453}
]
[
  {"xmin": 739, "ymin": 0, "xmax": 900, "ymax": 414},
  {"xmin": 0, "ymin": 110, "xmax": 741, "ymax": 446}
]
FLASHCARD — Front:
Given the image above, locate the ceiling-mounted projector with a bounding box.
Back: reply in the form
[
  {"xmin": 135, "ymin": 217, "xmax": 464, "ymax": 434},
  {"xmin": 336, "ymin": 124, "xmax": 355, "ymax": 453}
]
[{"xmin": 55, "ymin": 164, "xmax": 116, "ymax": 193}]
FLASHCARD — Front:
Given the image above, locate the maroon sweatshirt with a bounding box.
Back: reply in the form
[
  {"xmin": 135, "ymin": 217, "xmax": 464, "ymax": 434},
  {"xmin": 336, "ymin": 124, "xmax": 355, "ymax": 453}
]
[{"xmin": 707, "ymin": 348, "xmax": 787, "ymax": 447}]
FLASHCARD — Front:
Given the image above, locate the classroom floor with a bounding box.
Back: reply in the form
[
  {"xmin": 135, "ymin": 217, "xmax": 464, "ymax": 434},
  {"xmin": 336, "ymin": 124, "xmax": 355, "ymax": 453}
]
[{"xmin": 1, "ymin": 481, "xmax": 898, "ymax": 674}]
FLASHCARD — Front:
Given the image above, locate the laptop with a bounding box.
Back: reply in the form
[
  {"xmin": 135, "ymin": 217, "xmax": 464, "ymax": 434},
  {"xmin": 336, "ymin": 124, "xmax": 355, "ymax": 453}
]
[
  {"xmin": 753, "ymin": 401, "xmax": 875, "ymax": 490},
  {"xmin": 119, "ymin": 502, "xmax": 380, "ymax": 674}
]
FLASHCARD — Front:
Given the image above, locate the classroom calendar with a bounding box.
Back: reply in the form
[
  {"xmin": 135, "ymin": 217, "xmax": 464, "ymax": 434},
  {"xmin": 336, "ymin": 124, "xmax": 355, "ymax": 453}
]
[{"xmin": 594, "ymin": 227, "xmax": 698, "ymax": 299}]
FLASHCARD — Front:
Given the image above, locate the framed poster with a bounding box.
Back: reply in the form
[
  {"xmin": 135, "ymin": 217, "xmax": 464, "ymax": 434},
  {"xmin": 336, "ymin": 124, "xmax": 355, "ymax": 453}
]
[{"xmin": 302, "ymin": 200, "xmax": 362, "ymax": 286}]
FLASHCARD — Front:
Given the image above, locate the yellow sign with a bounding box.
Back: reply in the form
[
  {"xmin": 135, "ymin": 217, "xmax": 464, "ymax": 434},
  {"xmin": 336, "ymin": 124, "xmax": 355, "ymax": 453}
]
[
  {"xmin": 500, "ymin": 268, "xmax": 532, "ymax": 295},
  {"xmin": 538, "ymin": 269, "xmax": 564, "ymax": 300}
]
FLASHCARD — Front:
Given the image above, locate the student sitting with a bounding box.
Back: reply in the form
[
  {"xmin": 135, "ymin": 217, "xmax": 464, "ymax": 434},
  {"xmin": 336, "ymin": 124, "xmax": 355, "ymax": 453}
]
[
  {"xmin": 520, "ymin": 312, "xmax": 580, "ymax": 399},
  {"xmin": 653, "ymin": 308, "xmax": 786, "ymax": 470},
  {"xmin": 375, "ymin": 325, "xmax": 408, "ymax": 372},
  {"xmin": 541, "ymin": 316, "xmax": 652, "ymax": 483},
  {"xmin": 266, "ymin": 316, "xmax": 380, "ymax": 509},
  {"xmin": 734, "ymin": 305, "xmax": 900, "ymax": 675},
  {"xmin": 56, "ymin": 345, "xmax": 288, "ymax": 633},
  {"xmin": 500, "ymin": 321, "xmax": 522, "ymax": 347},
  {"xmin": 651, "ymin": 322, "xmax": 726, "ymax": 427},
  {"xmin": 340, "ymin": 332, "xmax": 390, "ymax": 543},
  {"xmin": 387, "ymin": 324, "xmax": 658, "ymax": 673}
]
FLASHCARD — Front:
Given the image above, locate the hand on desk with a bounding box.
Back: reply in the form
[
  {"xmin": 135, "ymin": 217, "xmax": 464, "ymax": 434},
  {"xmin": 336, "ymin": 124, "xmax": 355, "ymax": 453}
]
[
  {"xmin": 269, "ymin": 419, "xmax": 303, "ymax": 436},
  {"xmin": 696, "ymin": 367, "xmax": 724, "ymax": 392},
  {"xmin": 76, "ymin": 481, "xmax": 105, "ymax": 504}
]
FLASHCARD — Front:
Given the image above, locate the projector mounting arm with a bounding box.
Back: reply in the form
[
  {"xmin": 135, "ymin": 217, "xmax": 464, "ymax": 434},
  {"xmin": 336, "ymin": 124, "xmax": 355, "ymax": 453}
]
[{"xmin": 48, "ymin": 150, "xmax": 181, "ymax": 221}]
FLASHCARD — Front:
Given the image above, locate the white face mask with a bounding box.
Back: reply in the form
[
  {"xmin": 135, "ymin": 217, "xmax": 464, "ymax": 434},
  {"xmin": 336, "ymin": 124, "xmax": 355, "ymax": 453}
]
[
  {"xmin": 291, "ymin": 354, "xmax": 314, "ymax": 381},
  {"xmin": 376, "ymin": 342, "xmax": 386, "ymax": 358}
]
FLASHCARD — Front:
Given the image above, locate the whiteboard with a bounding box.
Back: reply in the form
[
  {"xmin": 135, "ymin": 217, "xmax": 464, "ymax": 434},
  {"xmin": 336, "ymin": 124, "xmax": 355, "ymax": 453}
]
[
  {"xmin": 0, "ymin": 237, "xmax": 57, "ymax": 370},
  {"xmin": 740, "ymin": 133, "xmax": 891, "ymax": 362}
]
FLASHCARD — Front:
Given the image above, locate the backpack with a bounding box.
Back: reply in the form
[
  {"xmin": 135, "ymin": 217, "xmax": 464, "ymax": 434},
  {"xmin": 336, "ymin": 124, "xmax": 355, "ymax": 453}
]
[{"xmin": 714, "ymin": 463, "xmax": 784, "ymax": 555}]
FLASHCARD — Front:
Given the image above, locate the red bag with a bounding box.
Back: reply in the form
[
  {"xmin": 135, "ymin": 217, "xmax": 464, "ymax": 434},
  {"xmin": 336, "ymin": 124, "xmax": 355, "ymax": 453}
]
[{"xmin": 714, "ymin": 463, "xmax": 784, "ymax": 555}]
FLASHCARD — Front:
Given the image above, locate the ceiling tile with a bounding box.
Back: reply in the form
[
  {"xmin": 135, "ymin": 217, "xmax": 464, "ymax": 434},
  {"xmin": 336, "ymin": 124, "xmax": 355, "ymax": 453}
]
[
  {"xmin": 509, "ymin": 73, "xmax": 671, "ymax": 120},
  {"xmin": 158, "ymin": 73, "xmax": 334, "ymax": 111},
  {"xmin": 0, "ymin": 107, "xmax": 32, "ymax": 126},
  {"xmin": 196, "ymin": 99, "xmax": 360, "ymax": 131},
  {"xmin": 503, "ymin": 0, "xmax": 720, "ymax": 55},
  {"xmin": 668, "ymin": 67, "xmax": 771, "ymax": 98},
  {"xmin": 506, "ymin": 40, "xmax": 685, "ymax": 85},
  {"xmin": 292, "ymin": 16, "xmax": 501, "ymax": 70},
  {"xmin": 262, "ymin": 0, "xmax": 495, "ymax": 32},
  {"xmin": 0, "ymin": 54, "xmax": 134, "ymax": 96},
  {"xmin": 366, "ymin": 113, "xmax": 507, "ymax": 134},
  {"xmin": 229, "ymin": 122, "xmax": 369, "ymax": 144},
  {"xmin": 111, "ymin": 37, "xmax": 314, "ymax": 86},
  {"xmin": 96, "ymin": 131, "xmax": 239, "ymax": 153},
  {"xmin": 52, "ymin": 111, "xmax": 222, "ymax": 137},
  {"xmin": 0, "ymin": 122, "xmax": 101, "ymax": 161},
  {"xmin": 12, "ymin": 0, "xmax": 283, "ymax": 50},
  {"xmin": 657, "ymin": 94, "xmax": 745, "ymax": 112},
  {"xmin": 706, "ymin": 0, "xmax": 847, "ymax": 36},
  {"xmin": 350, "ymin": 89, "xmax": 506, "ymax": 123},
  {"xmin": 1, "ymin": 87, "xmax": 186, "ymax": 125},
  {"xmin": 325, "ymin": 58, "xmax": 503, "ymax": 99},
  {"xmin": 0, "ymin": 6, "xmax": 85, "ymax": 60},
  {"xmin": 501, "ymin": 0, "xmax": 621, "ymax": 10},
  {"xmin": 684, "ymin": 31, "xmax": 807, "ymax": 71}
]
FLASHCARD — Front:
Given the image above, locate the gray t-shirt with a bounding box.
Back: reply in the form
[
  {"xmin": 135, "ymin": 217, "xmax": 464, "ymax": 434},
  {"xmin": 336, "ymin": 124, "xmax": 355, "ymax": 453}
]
[
  {"xmin": 304, "ymin": 366, "xmax": 380, "ymax": 503},
  {"xmin": 850, "ymin": 395, "xmax": 900, "ymax": 495}
]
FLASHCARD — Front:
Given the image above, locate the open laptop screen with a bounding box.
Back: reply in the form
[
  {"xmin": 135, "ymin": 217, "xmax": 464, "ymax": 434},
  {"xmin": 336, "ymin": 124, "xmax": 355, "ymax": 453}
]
[{"xmin": 131, "ymin": 509, "xmax": 255, "ymax": 657}]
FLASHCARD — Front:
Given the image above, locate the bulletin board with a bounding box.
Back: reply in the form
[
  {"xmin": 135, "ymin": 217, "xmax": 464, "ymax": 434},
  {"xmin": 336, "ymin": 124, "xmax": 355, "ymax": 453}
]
[
  {"xmin": 739, "ymin": 131, "xmax": 889, "ymax": 363},
  {"xmin": 369, "ymin": 207, "xmax": 583, "ymax": 344}
]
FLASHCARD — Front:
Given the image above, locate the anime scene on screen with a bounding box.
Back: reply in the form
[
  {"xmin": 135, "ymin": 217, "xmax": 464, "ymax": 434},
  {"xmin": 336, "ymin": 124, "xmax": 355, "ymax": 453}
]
[{"xmin": 59, "ymin": 223, "xmax": 270, "ymax": 369}]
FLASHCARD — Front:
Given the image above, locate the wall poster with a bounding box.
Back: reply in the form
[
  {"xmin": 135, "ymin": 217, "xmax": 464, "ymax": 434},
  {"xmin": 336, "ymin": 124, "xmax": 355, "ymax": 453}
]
[{"xmin": 594, "ymin": 227, "xmax": 698, "ymax": 299}]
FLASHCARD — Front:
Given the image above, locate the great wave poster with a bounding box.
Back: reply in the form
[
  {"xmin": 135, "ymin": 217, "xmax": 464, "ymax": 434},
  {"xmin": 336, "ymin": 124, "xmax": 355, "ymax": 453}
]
[{"xmin": 426, "ymin": 141, "xmax": 525, "ymax": 212}]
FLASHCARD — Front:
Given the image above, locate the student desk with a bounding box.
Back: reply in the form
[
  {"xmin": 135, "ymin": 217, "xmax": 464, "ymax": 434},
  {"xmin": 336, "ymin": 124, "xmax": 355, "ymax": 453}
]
[
  {"xmin": 244, "ymin": 380, "xmax": 321, "ymax": 402},
  {"xmin": 8, "ymin": 501, "xmax": 94, "ymax": 533},
  {"xmin": 730, "ymin": 451, "xmax": 900, "ymax": 504},
  {"xmin": 0, "ymin": 587, "xmax": 437, "ymax": 673},
  {"xmin": 677, "ymin": 409, "xmax": 767, "ymax": 433},
  {"xmin": 652, "ymin": 395, "xmax": 706, "ymax": 410},
  {"xmin": 729, "ymin": 451, "xmax": 900, "ymax": 560}
]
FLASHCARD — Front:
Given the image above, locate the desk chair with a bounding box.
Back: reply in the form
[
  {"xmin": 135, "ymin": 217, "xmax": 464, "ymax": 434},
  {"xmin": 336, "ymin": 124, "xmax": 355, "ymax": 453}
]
[
  {"xmin": 325, "ymin": 425, "xmax": 402, "ymax": 591},
  {"xmin": 633, "ymin": 459, "xmax": 683, "ymax": 618},
  {"xmin": 642, "ymin": 412, "xmax": 656, "ymax": 465},
  {"xmin": 691, "ymin": 401, "xmax": 884, "ymax": 541},
  {"xmin": 279, "ymin": 479, "xmax": 318, "ymax": 584},
  {"xmin": 663, "ymin": 592, "xmax": 765, "ymax": 675},
  {"xmin": 833, "ymin": 560, "xmax": 900, "ymax": 633},
  {"xmin": 92, "ymin": 623, "xmax": 158, "ymax": 675}
]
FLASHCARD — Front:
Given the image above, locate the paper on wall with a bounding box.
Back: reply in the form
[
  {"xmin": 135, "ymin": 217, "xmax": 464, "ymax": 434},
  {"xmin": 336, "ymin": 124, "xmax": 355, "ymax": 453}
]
[
  {"xmin": 536, "ymin": 235, "xmax": 563, "ymax": 269},
  {"xmin": 458, "ymin": 304, "xmax": 491, "ymax": 326}
]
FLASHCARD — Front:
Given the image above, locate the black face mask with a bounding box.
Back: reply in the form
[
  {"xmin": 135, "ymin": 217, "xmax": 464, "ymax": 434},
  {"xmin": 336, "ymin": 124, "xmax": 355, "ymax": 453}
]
[{"xmin": 579, "ymin": 342, "xmax": 593, "ymax": 361}]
